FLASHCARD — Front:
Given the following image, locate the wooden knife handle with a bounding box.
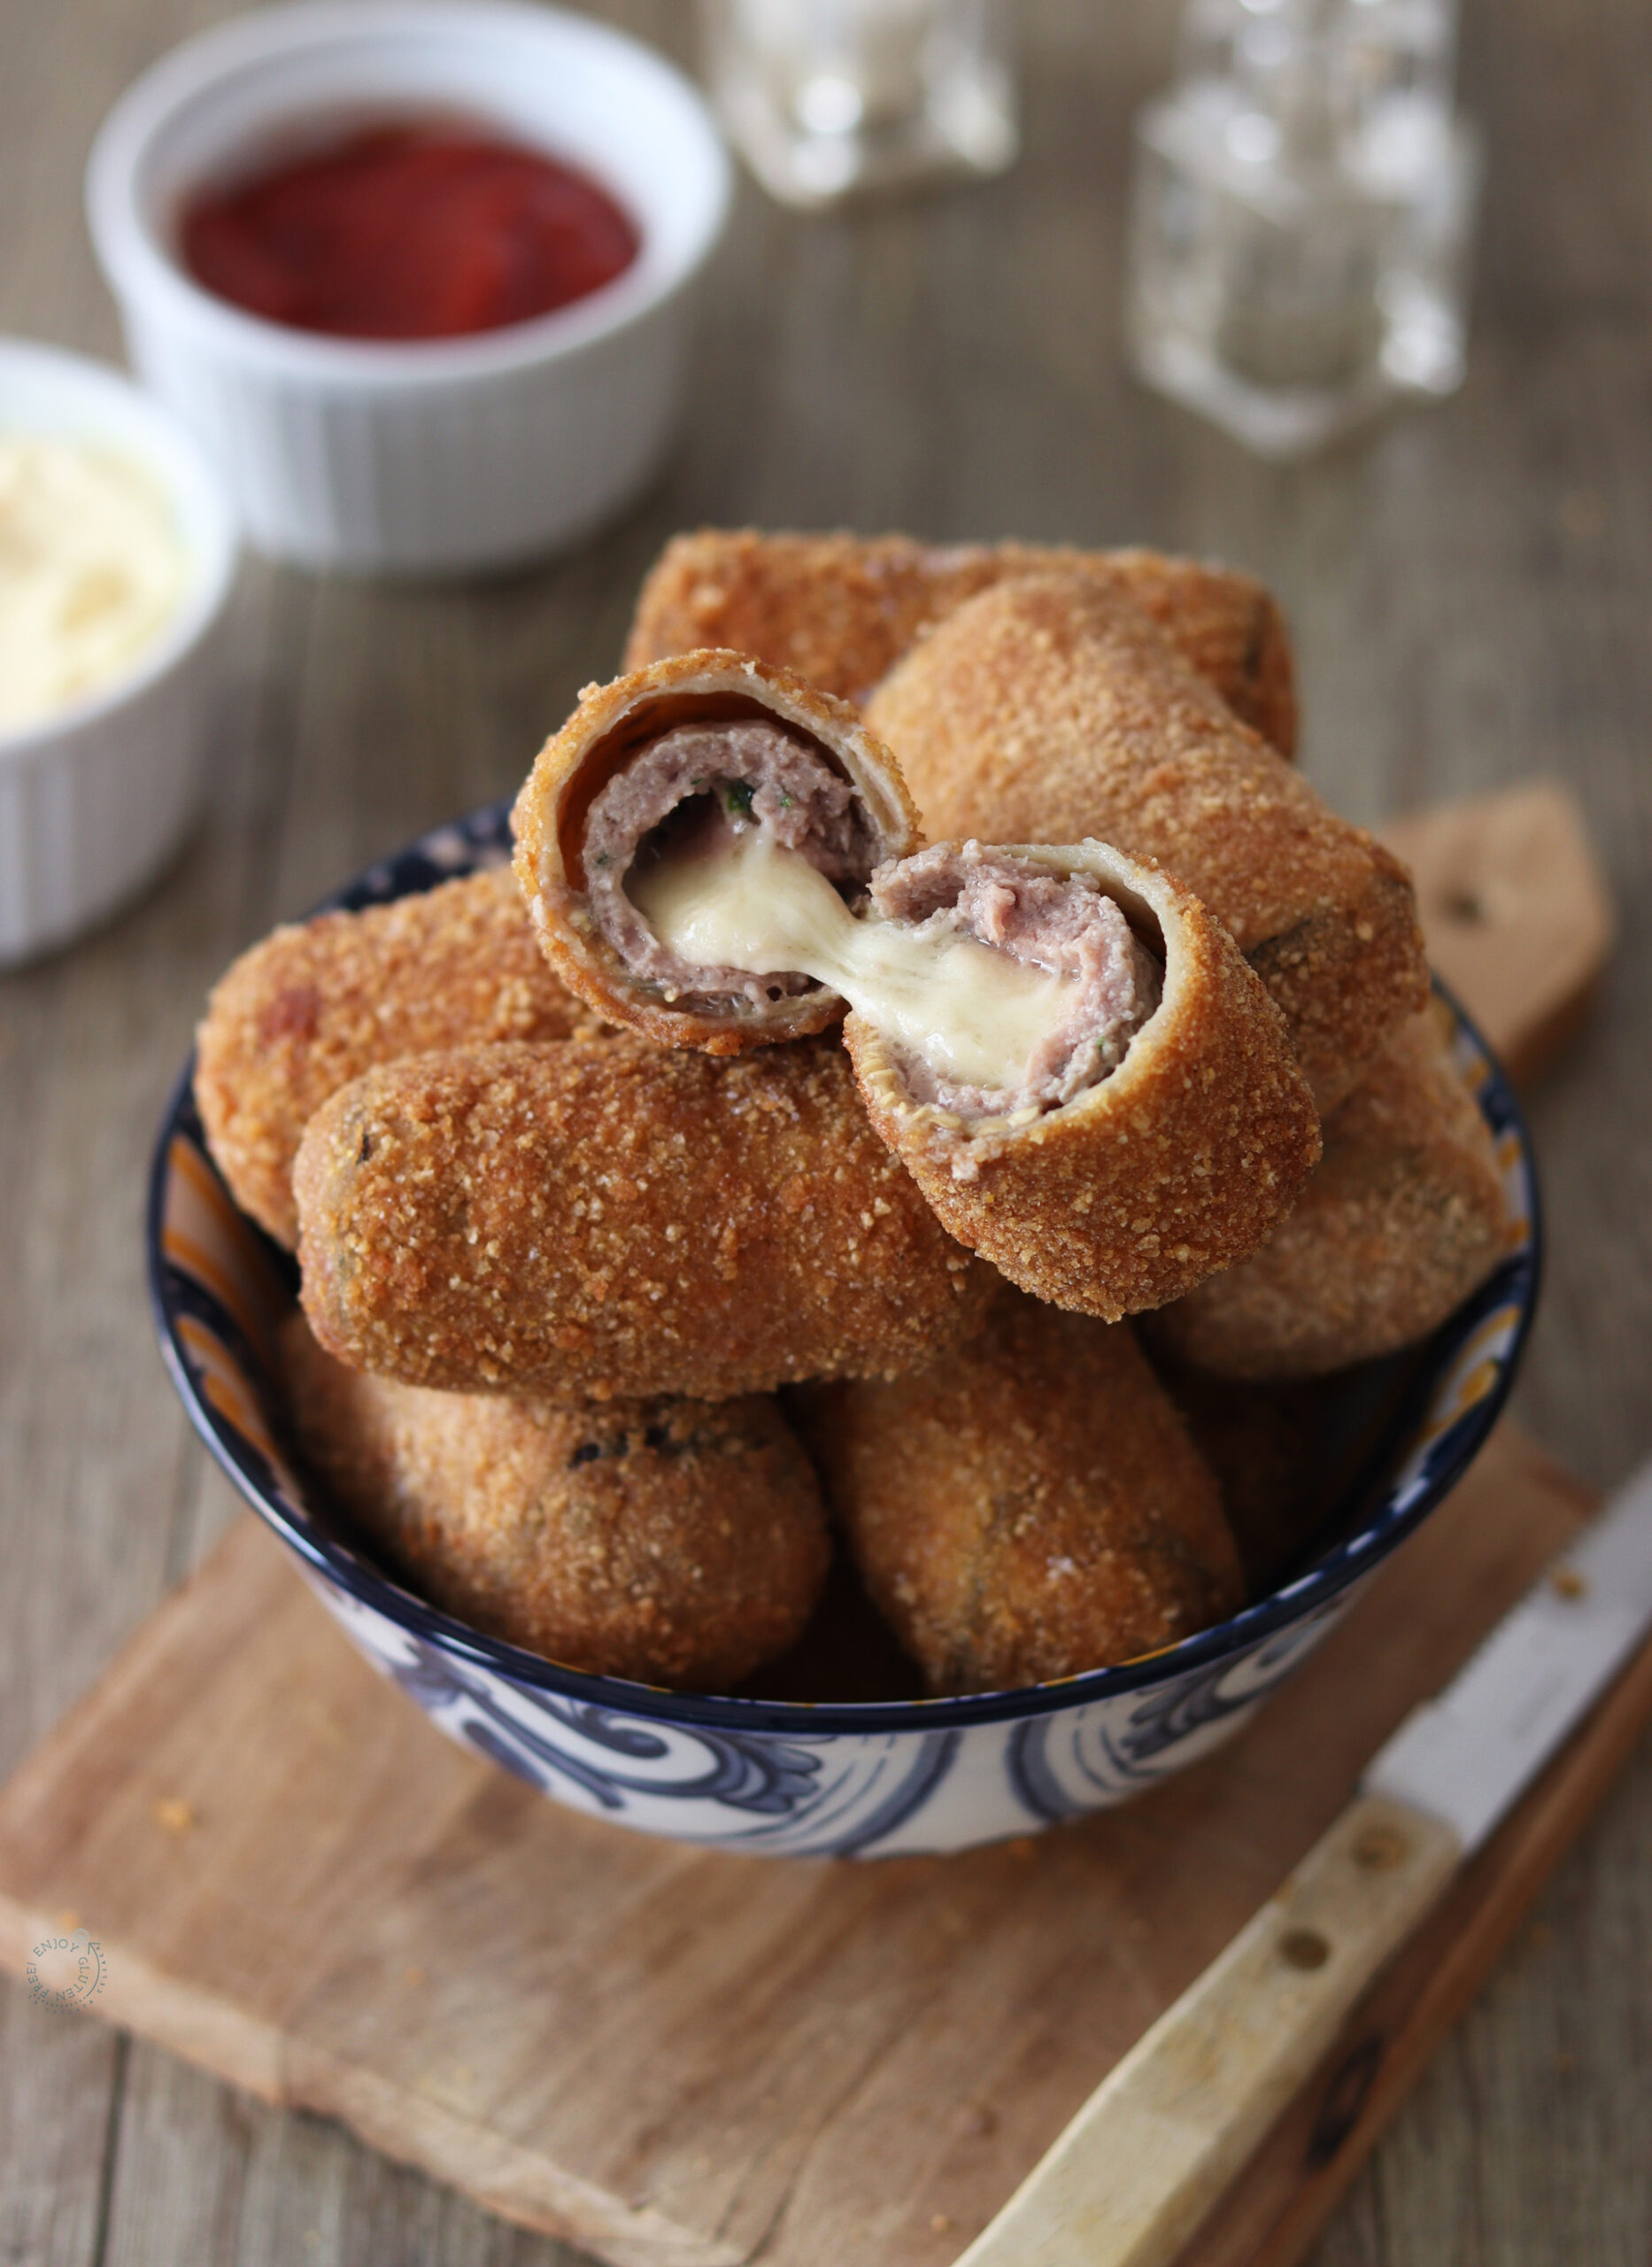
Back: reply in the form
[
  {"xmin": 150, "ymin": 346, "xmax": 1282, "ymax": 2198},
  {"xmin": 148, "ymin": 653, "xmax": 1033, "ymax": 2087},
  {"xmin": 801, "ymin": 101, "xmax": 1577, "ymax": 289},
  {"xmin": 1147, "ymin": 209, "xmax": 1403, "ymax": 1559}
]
[{"xmin": 952, "ymin": 1795, "xmax": 1462, "ymax": 2267}]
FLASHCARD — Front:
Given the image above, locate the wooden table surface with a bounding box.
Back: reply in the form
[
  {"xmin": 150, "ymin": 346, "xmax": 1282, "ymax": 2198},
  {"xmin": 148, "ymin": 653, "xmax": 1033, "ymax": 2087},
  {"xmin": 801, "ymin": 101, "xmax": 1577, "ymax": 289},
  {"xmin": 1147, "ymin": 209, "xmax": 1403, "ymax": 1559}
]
[{"xmin": 3, "ymin": 2, "xmax": 1648, "ymax": 2262}]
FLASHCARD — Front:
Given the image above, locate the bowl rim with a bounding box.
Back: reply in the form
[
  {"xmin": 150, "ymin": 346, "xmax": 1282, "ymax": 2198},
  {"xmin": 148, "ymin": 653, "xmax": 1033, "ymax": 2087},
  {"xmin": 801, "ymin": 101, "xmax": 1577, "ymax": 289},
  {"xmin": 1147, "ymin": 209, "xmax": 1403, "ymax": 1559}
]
[
  {"xmin": 86, "ymin": 0, "xmax": 733, "ymax": 388},
  {"xmin": 0, "ymin": 335, "xmax": 239, "ymax": 761},
  {"xmin": 149, "ymin": 800, "xmax": 1543, "ymax": 1735}
]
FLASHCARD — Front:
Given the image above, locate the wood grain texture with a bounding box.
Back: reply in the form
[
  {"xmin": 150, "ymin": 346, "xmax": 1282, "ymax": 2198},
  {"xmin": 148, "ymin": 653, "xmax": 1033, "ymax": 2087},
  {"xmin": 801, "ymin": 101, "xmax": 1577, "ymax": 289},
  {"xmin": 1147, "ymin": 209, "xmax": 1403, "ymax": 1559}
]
[
  {"xmin": 1380, "ymin": 782, "xmax": 1615, "ymax": 1086},
  {"xmin": 953, "ymin": 1798, "xmax": 1464, "ymax": 2267},
  {"xmin": 1180, "ymin": 1538, "xmax": 1652, "ymax": 2267},
  {"xmin": 0, "ymin": 1428, "xmax": 1643, "ymax": 2267},
  {"xmin": 2, "ymin": 0, "xmax": 1650, "ymax": 2263}
]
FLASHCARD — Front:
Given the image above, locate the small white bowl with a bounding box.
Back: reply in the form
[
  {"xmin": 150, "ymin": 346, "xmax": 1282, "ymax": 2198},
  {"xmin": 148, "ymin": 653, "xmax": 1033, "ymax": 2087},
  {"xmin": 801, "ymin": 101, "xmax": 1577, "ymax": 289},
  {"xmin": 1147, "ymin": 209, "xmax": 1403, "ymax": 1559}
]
[
  {"xmin": 86, "ymin": 0, "xmax": 732, "ymax": 575},
  {"xmin": 0, "ymin": 338, "xmax": 238, "ymax": 967}
]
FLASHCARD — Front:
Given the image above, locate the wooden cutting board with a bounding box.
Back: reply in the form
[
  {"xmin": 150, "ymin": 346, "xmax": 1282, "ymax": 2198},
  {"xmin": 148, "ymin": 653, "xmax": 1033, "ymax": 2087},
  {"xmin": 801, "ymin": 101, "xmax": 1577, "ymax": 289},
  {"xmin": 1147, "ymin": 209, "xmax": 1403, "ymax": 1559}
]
[
  {"xmin": 1378, "ymin": 777, "xmax": 1615, "ymax": 1086},
  {"xmin": 4, "ymin": 1425, "xmax": 1651, "ymax": 2267},
  {"xmin": 0, "ymin": 782, "xmax": 1628, "ymax": 2263}
]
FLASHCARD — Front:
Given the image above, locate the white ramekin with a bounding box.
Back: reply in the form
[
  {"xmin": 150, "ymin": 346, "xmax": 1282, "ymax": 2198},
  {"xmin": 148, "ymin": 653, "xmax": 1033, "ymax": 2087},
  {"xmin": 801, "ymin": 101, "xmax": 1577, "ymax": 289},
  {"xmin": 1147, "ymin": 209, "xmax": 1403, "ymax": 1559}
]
[
  {"xmin": 0, "ymin": 339, "xmax": 238, "ymax": 967},
  {"xmin": 86, "ymin": 0, "xmax": 731, "ymax": 576}
]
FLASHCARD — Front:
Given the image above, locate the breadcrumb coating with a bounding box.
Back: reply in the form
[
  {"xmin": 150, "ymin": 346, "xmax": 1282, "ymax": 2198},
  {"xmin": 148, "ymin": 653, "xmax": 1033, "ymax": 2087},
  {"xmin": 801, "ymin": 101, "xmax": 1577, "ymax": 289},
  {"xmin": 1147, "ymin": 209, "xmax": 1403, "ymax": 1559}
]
[
  {"xmin": 1146, "ymin": 1004, "xmax": 1509, "ymax": 1378},
  {"xmin": 294, "ymin": 1033, "xmax": 992, "ymax": 1402},
  {"xmin": 279, "ymin": 1317, "xmax": 830, "ymax": 1690},
  {"xmin": 197, "ymin": 868, "xmax": 600, "ymax": 1246},
  {"xmin": 512, "ymin": 648, "xmax": 920, "ymax": 1053},
  {"xmin": 864, "ymin": 574, "xmax": 1428, "ymax": 1106},
  {"xmin": 623, "ymin": 528, "xmax": 1299, "ymax": 756},
  {"xmin": 794, "ymin": 1293, "xmax": 1242, "ymax": 1695},
  {"xmin": 844, "ymin": 841, "xmax": 1322, "ymax": 1319}
]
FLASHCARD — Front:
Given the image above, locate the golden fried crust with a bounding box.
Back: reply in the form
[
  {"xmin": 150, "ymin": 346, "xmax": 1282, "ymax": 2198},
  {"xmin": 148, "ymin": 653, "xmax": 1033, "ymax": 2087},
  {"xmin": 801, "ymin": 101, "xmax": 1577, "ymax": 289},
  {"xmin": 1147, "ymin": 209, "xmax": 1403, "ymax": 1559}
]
[
  {"xmin": 863, "ymin": 574, "xmax": 1429, "ymax": 1106},
  {"xmin": 511, "ymin": 649, "xmax": 922, "ymax": 1056},
  {"xmin": 1146, "ymin": 1004, "xmax": 1509, "ymax": 1379},
  {"xmin": 279, "ymin": 1317, "xmax": 830, "ymax": 1690},
  {"xmin": 843, "ymin": 842, "xmax": 1322, "ymax": 1320},
  {"xmin": 196, "ymin": 868, "xmax": 600, "ymax": 1247},
  {"xmin": 294, "ymin": 1033, "xmax": 992, "ymax": 1402},
  {"xmin": 622, "ymin": 529, "xmax": 1300, "ymax": 757},
  {"xmin": 795, "ymin": 1294, "xmax": 1243, "ymax": 1694}
]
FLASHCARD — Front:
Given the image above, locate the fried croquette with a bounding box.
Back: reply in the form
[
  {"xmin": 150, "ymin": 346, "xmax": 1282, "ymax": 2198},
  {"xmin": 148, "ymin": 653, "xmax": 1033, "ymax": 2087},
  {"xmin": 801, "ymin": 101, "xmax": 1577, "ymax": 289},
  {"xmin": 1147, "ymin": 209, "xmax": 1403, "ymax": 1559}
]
[
  {"xmin": 1150, "ymin": 1362, "xmax": 1331, "ymax": 1597},
  {"xmin": 279, "ymin": 1316, "xmax": 830, "ymax": 1689},
  {"xmin": 197, "ymin": 867, "xmax": 600, "ymax": 1246},
  {"xmin": 294, "ymin": 1033, "xmax": 993, "ymax": 1403},
  {"xmin": 793, "ymin": 1293, "xmax": 1243, "ymax": 1695},
  {"xmin": 1146, "ymin": 1005, "xmax": 1509, "ymax": 1379},
  {"xmin": 521, "ymin": 675, "xmax": 1318, "ymax": 1319},
  {"xmin": 622, "ymin": 529, "xmax": 1299, "ymax": 756},
  {"xmin": 864, "ymin": 574, "xmax": 1429, "ymax": 1106},
  {"xmin": 511, "ymin": 648, "xmax": 920, "ymax": 1054},
  {"xmin": 842, "ymin": 839, "xmax": 1322, "ymax": 1319}
]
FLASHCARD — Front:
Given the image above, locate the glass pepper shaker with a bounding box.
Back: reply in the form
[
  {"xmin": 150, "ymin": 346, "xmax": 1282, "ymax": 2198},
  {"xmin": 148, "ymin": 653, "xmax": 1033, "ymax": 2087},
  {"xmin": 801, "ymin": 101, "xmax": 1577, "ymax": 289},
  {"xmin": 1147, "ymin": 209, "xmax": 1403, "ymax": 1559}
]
[
  {"xmin": 1124, "ymin": 0, "xmax": 1481, "ymax": 455},
  {"xmin": 699, "ymin": 0, "xmax": 1017, "ymax": 208}
]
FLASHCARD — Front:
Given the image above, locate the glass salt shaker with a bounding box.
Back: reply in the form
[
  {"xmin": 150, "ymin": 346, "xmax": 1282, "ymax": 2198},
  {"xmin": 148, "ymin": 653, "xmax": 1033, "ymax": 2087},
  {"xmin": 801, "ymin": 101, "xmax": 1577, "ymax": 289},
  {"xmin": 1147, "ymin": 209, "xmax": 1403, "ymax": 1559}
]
[
  {"xmin": 1124, "ymin": 0, "xmax": 1481, "ymax": 455},
  {"xmin": 699, "ymin": 0, "xmax": 1017, "ymax": 208}
]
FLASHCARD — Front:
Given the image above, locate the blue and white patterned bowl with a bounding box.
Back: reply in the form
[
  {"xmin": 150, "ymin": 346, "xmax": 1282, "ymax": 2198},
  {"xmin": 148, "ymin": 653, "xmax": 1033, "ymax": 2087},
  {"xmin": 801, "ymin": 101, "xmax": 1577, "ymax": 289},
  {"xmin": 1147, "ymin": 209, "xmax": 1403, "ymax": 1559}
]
[{"xmin": 148, "ymin": 802, "xmax": 1540, "ymax": 1859}]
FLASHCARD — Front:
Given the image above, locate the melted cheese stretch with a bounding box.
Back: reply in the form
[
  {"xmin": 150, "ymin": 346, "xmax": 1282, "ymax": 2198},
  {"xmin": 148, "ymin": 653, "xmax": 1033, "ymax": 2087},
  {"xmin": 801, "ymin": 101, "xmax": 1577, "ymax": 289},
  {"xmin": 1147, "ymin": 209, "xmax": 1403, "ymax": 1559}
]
[{"xmin": 629, "ymin": 829, "xmax": 1074, "ymax": 1088}]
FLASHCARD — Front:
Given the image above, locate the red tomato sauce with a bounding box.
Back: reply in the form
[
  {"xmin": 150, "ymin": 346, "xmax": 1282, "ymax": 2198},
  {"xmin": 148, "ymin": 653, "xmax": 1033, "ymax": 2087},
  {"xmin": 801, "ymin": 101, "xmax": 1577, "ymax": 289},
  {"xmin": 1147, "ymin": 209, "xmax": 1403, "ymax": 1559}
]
[{"xmin": 179, "ymin": 121, "xmax": 640, "ymax": 342}]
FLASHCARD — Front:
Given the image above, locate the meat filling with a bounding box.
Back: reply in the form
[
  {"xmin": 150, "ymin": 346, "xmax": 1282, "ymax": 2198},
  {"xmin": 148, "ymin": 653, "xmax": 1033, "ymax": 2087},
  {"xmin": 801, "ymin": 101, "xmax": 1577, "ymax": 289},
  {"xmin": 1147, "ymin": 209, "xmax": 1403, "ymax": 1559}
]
[
  {"xmin": 864, "ymin": 843, "xmax": 1162, "ymax": 1119},
  {"xmin": 629, "ymin": 812, "xmax": 1163, "ymax": 1126},
  {"xmin": 583, "ymin": 720, "xmax": 877, "ymax": 1010}
]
